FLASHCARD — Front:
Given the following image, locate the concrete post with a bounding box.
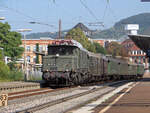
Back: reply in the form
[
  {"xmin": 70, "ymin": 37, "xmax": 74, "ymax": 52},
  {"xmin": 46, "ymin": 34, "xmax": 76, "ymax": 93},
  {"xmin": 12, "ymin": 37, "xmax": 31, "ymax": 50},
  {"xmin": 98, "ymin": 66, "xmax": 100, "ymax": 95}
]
[{"xmin": 145, "ymin": 57, "xmax": 149, "ymax": 72}]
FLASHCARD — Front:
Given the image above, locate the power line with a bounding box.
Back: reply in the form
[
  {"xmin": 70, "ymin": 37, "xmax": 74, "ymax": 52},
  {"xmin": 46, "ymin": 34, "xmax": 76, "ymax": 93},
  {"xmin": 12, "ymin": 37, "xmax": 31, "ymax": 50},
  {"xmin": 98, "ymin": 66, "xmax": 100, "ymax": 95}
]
[
  {"xmin": 108, "ymin": 3, "xmax": 117, "ymax": 20},
  {"xmin": 102, "ymin": 1, "xmax": 108, "ymax": 23},
  {"xmin": 0, "ymin": 5, "xmax": 36, "ymax": 20},
  {"xmin": 79, "ymin": 0, "xmax": 104, "ymax": 27},
  {"xmin": 0, "ymin": 5, "xmax": 57, "ymax": 29},
  {"xmin": 52, "ymin": 0, "xmax": 55, "ymax": 3},
  {"xmin": 102, "ymin": 0, "xmax": 117, "ymax": 27},
  {"xmin": 29, "ymin": 21, "xmax": 57, "ymax": 29},
  {"xmin": 80, "ymin": 0, "xmax": 99, "ymax": 21}
]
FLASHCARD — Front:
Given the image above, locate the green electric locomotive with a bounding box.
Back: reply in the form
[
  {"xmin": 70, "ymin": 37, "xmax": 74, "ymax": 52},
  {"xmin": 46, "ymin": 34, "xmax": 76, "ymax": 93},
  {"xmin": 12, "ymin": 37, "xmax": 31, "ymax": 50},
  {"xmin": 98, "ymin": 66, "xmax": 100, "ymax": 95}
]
[{"xmin": 42, "ymin": 39, "xmax": 144, "ymax": 86}]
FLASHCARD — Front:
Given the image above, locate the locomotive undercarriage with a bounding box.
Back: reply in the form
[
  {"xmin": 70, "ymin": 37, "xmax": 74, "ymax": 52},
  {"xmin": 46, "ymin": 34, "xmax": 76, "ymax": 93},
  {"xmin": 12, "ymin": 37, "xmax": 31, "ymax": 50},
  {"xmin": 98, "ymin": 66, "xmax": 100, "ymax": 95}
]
[
  {"xmin": 43, "ymin": 71, "xmax": 141, "ymax": 87},
  {"xmin": 43, "ymin": 71, "xmax": 92, "ymax": 87}
]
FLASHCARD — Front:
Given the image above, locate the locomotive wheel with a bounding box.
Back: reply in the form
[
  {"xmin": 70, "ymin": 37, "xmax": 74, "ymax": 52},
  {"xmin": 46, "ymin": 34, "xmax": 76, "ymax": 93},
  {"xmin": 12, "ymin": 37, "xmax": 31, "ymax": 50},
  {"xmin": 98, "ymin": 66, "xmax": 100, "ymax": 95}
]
[{"xmin": 70, "ymin": 72, "xmax": 79, "ymax": 85}]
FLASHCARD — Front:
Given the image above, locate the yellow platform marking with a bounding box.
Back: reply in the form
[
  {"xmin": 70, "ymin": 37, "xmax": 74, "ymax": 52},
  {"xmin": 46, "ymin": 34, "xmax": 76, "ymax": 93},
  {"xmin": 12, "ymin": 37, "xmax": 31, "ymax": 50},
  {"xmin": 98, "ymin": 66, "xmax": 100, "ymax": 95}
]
[{"xmin": 99, "ymin": 83, "xmax": 138, "ymax": 113}]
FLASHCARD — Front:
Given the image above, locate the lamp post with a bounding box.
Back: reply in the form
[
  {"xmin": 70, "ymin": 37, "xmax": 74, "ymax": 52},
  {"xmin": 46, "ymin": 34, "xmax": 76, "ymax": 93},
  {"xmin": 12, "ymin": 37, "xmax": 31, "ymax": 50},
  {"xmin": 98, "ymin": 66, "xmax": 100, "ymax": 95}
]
[
  {"xmin": 29, "ymin": 21, "xmax": 54, "ymax": 28},
  {"xmin": 0, "ymin": 17, "xmax": 5, "ymax": 20},
  {"xmin": 17, "ymin": 29, "xmax": 32, "ymax": 81},
  {"xmin": 29, "ymin": 21, "xmax": 56, "ymax": 35}
]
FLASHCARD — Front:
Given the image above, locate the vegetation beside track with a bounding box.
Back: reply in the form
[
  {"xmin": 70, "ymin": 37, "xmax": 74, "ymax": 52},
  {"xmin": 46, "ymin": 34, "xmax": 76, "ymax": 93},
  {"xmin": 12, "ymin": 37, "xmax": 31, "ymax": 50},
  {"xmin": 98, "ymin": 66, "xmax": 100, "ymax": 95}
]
[
  {"xmin": 0, "ymin": 61, "xmax": 23, "ymax": 82},
  {"xmin": 0, "ymin": 22, "xmax": 24, "ymax": 82}
]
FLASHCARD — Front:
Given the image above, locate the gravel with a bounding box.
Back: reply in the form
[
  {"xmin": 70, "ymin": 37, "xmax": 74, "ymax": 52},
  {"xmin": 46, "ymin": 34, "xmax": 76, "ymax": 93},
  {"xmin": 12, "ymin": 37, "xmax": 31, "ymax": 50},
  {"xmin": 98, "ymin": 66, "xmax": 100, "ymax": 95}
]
[
  {"xmin": 0, "ymin": 86, "xmax": 103, "ymax": 113},
  {"xmin": 0, "ymin": 81, "xmax": 128, "ymax": 113},
  {"xmin": 34, "ymin": 86, "xmax": 114, "ymax": 113}
]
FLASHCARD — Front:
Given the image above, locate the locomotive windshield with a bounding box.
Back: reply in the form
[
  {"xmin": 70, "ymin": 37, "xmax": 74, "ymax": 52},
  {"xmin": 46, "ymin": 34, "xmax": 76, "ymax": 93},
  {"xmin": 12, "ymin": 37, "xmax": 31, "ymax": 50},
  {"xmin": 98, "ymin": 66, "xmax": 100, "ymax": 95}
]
[{"xmin": 48, "ymin": 45, "xmax": 77, "ymax": 55}]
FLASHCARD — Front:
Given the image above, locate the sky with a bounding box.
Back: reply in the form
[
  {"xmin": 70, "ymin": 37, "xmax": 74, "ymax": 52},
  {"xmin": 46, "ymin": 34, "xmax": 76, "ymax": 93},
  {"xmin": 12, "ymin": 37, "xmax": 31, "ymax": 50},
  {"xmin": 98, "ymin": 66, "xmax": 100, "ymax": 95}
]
[{"xmin": 0, "ymin": 0, "xmax": 150, "ymax": 34}]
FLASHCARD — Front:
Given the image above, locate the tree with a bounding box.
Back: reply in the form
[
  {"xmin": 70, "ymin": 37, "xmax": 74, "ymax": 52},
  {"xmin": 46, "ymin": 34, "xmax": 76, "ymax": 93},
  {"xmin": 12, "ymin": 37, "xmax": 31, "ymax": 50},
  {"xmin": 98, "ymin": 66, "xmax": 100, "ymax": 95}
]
[
  {"xmin": 0, "ymin": 22, "xmax": 24, "ymax": 59},
  {"xmin": 106, "ymin": 41, "xmax": 128, "ymax": 57},
  {"xmin": 93, "ymin": 42, "xmax": 107, "ymax": 55},
  {"xmin": 65, "ymin": 28, "xmax": 96, "ymax": 52},
  {"xmin": 0, "ymin": 50, "xmax": 2, "ymax": 60},
  {"xmin": 36, "ymin": 43, "xmax": 39, "ymax": 64}
]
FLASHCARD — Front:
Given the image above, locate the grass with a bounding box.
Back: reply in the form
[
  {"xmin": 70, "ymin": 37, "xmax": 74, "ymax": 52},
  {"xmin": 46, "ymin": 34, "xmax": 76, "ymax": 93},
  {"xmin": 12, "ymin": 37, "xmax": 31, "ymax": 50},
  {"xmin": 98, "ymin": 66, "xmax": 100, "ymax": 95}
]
[{"xmin": 29, "ymin": 75, "xmax": 42, "ymax": 81}]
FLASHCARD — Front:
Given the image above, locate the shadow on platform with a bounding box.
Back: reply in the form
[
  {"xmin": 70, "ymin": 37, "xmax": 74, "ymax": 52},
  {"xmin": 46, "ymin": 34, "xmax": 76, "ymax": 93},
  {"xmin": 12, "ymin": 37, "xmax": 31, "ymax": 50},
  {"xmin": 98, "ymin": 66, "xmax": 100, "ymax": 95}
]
[{"xmin": 141, "ymin": 72, "xmax": 150, "ymax": 82}]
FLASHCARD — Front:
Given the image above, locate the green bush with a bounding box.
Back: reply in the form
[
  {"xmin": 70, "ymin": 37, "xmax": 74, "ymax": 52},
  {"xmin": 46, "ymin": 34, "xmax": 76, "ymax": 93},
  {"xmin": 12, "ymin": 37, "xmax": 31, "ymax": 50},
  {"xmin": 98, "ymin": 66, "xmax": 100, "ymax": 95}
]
[
  {"xmin": 93, "ymin": 42, "xmax": 107, "ymax": 55},
  {"xmin": 0, "ymin": 61, "xmax": 23, "ymax": 81},
  {"xmin": 7, "ymin": 61, "xmax": 16, "ymax": 70},
  {"xmin": 9, "ymin": 70, "xmax": 23, "ymax": 81},
  {"xmin": 0, "ymin": 61, "xmax": 10, "ymax": 79}
]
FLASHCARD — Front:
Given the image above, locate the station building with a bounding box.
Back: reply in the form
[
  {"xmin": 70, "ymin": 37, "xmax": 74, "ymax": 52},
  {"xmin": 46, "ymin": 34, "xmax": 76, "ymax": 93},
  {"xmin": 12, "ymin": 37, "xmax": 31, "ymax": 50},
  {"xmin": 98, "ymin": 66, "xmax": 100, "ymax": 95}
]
[
  {"xmin": 121, "ymin": 39, "xmax": 146, "ymax": 64},
  {"xmin": 21, "ymin": 37, "xmax": 54, "ymax": 64}
]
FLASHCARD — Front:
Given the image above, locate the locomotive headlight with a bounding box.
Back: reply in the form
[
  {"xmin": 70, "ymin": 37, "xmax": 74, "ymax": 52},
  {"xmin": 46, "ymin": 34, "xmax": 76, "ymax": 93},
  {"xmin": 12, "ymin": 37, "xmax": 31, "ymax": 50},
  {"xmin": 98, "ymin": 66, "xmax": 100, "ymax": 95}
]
[
  {"xmin": 66, "ymin": 69, "xmax": 69, "ymax": 72},
  {"xmin": 56, "ymin": 54, "xmax": 59, "ymax": 57},
  {"xmin": 46, "ymin": 69, "xmax": 48, "ymax": 72}
]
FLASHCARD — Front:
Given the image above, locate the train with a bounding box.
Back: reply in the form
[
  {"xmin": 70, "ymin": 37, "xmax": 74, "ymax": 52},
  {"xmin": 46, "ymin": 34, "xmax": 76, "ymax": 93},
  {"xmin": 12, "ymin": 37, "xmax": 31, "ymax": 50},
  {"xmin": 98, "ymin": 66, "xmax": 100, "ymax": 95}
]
[{"xmin": 42, "ymin": 39, "xmax": 145, "ymax": 87}]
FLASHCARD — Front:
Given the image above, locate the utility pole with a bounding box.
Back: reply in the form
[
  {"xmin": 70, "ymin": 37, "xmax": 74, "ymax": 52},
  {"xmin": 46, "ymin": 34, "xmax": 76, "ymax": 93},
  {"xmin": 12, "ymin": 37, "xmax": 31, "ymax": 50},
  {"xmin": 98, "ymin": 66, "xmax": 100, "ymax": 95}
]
[
  {"xmin": 58, "ymin": 19, "xmax": 61, "ymax": 39},
  {"xmin": 17, "ymin": 29, "xmax": 32, "ymax": 81}
]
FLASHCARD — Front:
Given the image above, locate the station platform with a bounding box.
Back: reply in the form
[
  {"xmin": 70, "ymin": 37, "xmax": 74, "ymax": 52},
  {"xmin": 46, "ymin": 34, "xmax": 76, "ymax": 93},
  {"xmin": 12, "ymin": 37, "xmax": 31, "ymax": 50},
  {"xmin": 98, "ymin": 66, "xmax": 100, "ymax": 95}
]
[
  {"xmin": 0, "ymin": 81, "xmax": 41, "ymax": 93},
  {"xmin": 94, "ymin": 73, "xmax": 150, "ymax": 113},
  {"xmin": 72, "ymin": 73, "xmax": 150, "ymax": 113},
  {"xmin": 0, "ymin": 81, "xmax": 40, "ymax": 88}
]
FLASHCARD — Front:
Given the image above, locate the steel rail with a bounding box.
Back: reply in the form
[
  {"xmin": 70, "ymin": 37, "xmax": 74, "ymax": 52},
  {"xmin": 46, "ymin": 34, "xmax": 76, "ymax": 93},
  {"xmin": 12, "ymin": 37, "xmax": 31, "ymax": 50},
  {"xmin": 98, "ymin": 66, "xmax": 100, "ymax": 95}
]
[{"xmin": 16, "ymin": 80, "xmax": 129, "ymax": 113}]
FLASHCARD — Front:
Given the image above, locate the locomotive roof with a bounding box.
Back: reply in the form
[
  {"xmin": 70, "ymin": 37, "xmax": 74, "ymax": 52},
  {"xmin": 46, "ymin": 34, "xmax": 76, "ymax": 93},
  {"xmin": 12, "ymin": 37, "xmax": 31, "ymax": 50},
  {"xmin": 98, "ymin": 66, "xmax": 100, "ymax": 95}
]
[{"xmin": 50, "ymin": 39, "xmax": 89, "ymax": 52}]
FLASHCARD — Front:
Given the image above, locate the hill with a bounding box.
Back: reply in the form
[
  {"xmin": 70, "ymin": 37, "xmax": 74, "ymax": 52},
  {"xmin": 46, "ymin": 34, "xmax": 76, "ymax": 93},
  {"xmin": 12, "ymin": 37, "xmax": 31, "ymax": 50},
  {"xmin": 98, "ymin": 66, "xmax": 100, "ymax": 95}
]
[
  {"xmin": 26, "ymin": 13, "xmax": 150, "ymax": 39},
  {"xmin": 26, "ymin": 31, "xmax": 68, "ymax": 39},
  {"xmin": 91, "ymin": 13, "xmax": 150, "ymax": 39}
]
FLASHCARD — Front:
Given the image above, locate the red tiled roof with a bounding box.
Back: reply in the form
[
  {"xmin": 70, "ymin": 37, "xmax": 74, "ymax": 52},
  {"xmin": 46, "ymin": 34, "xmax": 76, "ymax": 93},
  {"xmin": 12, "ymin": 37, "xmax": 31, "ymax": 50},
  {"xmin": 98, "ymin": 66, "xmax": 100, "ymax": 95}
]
[{"xmin": 122, "ymin": 39, "xmax": 141, "ymax": 51}]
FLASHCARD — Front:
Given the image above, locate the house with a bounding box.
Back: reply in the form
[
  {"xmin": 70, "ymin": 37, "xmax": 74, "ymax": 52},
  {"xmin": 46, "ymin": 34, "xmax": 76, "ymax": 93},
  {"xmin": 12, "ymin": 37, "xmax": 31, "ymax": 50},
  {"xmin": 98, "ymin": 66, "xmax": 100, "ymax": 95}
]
[
  {"xmin": 121, "ymin": 39, "xmax": 146, "ymax": 64},
  {"xmin": 73, "ymin": 22, "xmax": 93, "ymax": 37},
  {"xmin": 21, "ymin": 37, "xmax": 54, "ymax": 64}
]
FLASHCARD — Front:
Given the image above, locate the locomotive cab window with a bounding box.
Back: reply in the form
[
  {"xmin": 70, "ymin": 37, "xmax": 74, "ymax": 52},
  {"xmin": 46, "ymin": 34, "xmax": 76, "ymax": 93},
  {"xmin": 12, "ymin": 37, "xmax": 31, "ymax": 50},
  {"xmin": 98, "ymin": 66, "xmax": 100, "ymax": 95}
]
[{"xmin": 48, "ymin": 45, "xmax": 77, "ymax": 55}]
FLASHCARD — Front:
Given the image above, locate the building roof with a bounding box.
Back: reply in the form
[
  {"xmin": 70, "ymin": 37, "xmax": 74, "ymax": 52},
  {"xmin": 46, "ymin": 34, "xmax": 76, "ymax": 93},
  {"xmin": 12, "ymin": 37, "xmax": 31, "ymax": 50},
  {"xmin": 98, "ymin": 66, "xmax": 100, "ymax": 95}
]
[
  {"xmin": 128, "ymin": 34, "xmax": 150, "ymax": 52},
  {"xmin": 73, "ymin": 23, "xmax": 91, "ymax": 32},
  {"xmin": 122, "ymin": 38, "xmax": 141, "ymax": 51},
  {"xmin": 22, "ymin": 37, "xmax": 54, "ymax": 40}
]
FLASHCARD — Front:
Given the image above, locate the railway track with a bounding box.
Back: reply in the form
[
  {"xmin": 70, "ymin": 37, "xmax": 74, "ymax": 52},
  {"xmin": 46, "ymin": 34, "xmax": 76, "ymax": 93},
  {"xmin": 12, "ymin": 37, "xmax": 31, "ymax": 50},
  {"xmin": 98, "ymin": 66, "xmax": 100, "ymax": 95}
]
[
  {"xmin": 15, "ymin": 80, "xmax": 130, "ymax": 113},
  {"xmin": 8, "ymin": 88, "xmax": 53, "ymax": 100},
  {"xmin": 8, "ymin": 86, "xmax": 77, "ymax": 101}
]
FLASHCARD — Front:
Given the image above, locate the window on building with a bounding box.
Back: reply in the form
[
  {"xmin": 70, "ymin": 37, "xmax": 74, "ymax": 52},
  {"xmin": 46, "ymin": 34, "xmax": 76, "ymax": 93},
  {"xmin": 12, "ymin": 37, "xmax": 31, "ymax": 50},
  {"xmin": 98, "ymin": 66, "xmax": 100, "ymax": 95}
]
[
  {"xmin": 26, "ymin": 46, "xmax": 30, "ymax": 52},
  {"xmin": 139, "ymin": 56, "xmax": 141, "ymax": 64},
  {"xmin": 33, "ymin": 56, "xmax": 36, "ymax": 63},
  {"xmin": 137, "ymin": 50, "xmax": 141, "ymax": 55},
  {"xmin": 33, "ymin": 45, "xmax": 36, "ymax": 52},
  {"xmin": 27, "ymin": 56, "xmax": 30, "ymax": 62},
  {"xmin": 143, "ymin": 56, "xmax": 145, "ymax": 63},
  {"xmin": 134, "ymin": 57, "xmax": 137, "ymax": 63},
  {"xmin": 45, "ymin": 45, "xmax": 48, "ymax": 52},
  {"xmin": 135, "ymin": 51, "xmax": 138, "ymax": 55},
  {"xmin": 133, "ymin": 51, "xmax": 136, "ymax": 55},
  {"xmin": 39, "ymin": 45, "xmax": 43, "ymax": 52},
  {"xmin": 43, "ymin": 45, "xmax": 46, "ymax": 51}
]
